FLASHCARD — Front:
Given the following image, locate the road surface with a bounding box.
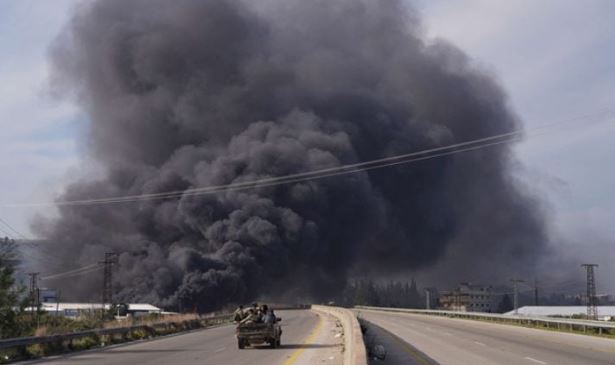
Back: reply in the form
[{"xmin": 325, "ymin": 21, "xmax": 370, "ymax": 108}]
[
  {"xmin": 21, "ymin": 310, "xmax": 343, "ymax": 365},
  {"xmin": 362, "ymin": 319, "xmax": 438, "ymax": 365},
  {"xmin": 358, "ymin": 309, "xmax": 615, "ymax": 365}
]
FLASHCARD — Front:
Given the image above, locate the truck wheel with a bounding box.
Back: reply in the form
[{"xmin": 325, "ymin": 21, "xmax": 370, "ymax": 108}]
[
  {"xmin": 238, "ymin": 339, "xmax": 245, "ymax": 349},
  {"xmin": 270, "ymin": 340, "xmax": 277, "ymax": 349},
  {"xmin": 276, "ymin": 339, "xmax": 281, "ymax": 347}
]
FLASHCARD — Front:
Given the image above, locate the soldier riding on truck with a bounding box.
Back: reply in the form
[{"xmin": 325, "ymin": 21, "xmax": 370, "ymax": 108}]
[{"xmin": 235, "ymin": 303, "xmax": 282, "ymax": 349}]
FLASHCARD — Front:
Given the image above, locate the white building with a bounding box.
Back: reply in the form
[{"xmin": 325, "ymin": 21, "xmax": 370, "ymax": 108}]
[
  {"xmin": 29, "ymin": 302, "xmax": 162, "ymax": 319},
  {"xmin": 505, "ymin": 306, "xmax": 615, "ymax": 321}
]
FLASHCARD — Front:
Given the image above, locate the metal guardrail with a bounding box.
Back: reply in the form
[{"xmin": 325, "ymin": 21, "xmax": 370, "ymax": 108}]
[
  {"xmin": 355, "ymin": 306, "xmax": 615, "ymax": 335},
  {"xmin": 0, "ymin": 314, "xmax": 232, "ymax": 351},
  {"xmin": 312, "ymin": 305, "xmax": 368, "ymax": 365}
]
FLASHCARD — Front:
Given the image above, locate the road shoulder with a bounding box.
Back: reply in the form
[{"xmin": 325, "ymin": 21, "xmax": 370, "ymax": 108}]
[{"xmin": 288, "ymin": 310, "xmax": 344, "ymax": 365}]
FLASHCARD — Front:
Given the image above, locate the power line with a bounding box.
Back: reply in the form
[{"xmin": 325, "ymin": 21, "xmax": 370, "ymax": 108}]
[
  {"xmin": 49, "ymin": 266, "xmax": 102, "ymax": 280},
  {"xmin": 2, "ymin": 132, "xmax": 520, "ymax": 207},
  {"xmin": 41, "ymin": 263, "xmax": 100, "ymax": 281},
  {"xmin": 0, "ymin": 217, "xmax": 28, "ymax": 240},
  {"xmin": 2, "ymin": 108, "xmax": 614, "ymax": 209},
  {"xmin": 0, "ymin": 225, "xmax": 14, "ymax": 239}
]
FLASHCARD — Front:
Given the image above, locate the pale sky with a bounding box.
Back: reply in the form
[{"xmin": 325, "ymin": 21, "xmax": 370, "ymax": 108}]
[
  {"xmin": 416, "ymin": 0, "xmax": 615, "ymax": 291},
  {"xmin": 1, "ymin": 0, "xmax": 613, "ymax": 290}
]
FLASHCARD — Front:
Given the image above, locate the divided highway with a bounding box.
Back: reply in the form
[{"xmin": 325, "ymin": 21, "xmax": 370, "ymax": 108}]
[
  {"xmin": 19, "ymin": 310, "xmax": 343, "ymax": 365},
  {"xmin": 358, "ymin": 309, "xmax": 615, "ymax": 365}
]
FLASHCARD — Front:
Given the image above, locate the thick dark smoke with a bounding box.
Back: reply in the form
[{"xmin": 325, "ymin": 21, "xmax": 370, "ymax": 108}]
[{"xmin": 36, "ymin": 0, "xmax": 547, "ymax": 310}]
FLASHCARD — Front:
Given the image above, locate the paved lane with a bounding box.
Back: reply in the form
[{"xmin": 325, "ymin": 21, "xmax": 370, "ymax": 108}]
[
  {"xmin": 22, "ymin": 310, "xmax": 342, "ymax": 365},
  {"xmin": 358, "ymin": 309, "xmax": 615, "ymax": 365}
]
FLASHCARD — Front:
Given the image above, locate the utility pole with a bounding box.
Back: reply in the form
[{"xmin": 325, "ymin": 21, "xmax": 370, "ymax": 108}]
[
  {"xmin": 100, "ymin": 252, "xmax": 119, "ymax": 318},
  {"xmin": 581, "ymin": 264, "xmax": 599, "ymax": 320},
  {"xmin": 56, "ymin": 290, "xmax": 61, "ymax": 317},
  {"xmin": 511, "ymin": 279, "xmax": 524, "ymax": 315},
  {"xmin": 454, "ymin": 290, "xmax": 458, "ymax": 311},
  {"xmin": 27, "ymin": 272, "xmax": 40, "ymax": 325},
  {"xmin": 27, "ymin": 273, "xmax": 39, "ymax": 311},
  {"xmin": 534, "ymin": 279, "xmax": 539, "ymax": 306},
  {"xmin": 425, "ymin": 289, "xmax": 431, "ymax": 310},
  {"xmin": 455, "ymin": 289, "xmax": 461, "ymax": 312}
]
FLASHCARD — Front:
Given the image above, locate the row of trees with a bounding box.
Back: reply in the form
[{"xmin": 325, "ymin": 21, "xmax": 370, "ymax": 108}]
[
  {"xmin": 0, "ymin": 237, "xmax": 26, "ymax": 338},
  {"xmin": 337, "ymin": 279, "xmax": 423, "ymax": 308},
  {"xmin": 333, "ymin": 279, "xmax": 519, "ymax": 314}
]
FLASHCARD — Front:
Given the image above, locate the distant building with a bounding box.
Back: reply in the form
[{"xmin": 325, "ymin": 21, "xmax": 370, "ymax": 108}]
[
  {"xmin": 440, "ymin": 283, "xmax": 493, "ymax": 312},
  {"xmin": 39, "ymin": 288, "xmax": 58, "ymax": 303},
  {"xmin": 27, "ymin": 302, "xmax": 109, "ymax": 318},
  {"xmin": 596, "ymin": 294, "xmax": 613, "ymax": 305},
  {"xmin": 27, "ymin": 302, "xmax": 162, "ymax": 319},
  {"xmin": 125, "ymin": 303, "xmax": 163, "ymax": 317}
]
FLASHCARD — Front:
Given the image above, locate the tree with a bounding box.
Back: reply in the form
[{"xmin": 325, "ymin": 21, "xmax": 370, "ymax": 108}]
[
  {"xmin": 0, "ymin": 237, "xmax": 21, "ymax": 338},
  {"xmin": 408, "ymin": 279, "xmax": 421, "ymax": 308},
  {"xmin": 353, "ymin": 280, "xmax": 380, "ymax": 306},
  {"xmin": 496, "ymin": 294, "xmax": 514, "ymax": 313}
]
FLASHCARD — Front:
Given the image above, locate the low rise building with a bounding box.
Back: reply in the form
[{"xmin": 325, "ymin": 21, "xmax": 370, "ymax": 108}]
[{"xmin": 440, "ymin": 283, "xmax": 493, "ymax": 312}]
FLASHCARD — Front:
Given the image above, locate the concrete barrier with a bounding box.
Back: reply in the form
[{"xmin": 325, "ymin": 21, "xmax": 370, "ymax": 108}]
[{"xmin": 312, "ymin": 305, "xmax": 367, "ymax": 365}]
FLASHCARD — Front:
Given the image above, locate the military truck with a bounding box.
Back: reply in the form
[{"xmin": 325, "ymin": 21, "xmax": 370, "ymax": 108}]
[{"xmin": 236, "ymin": 318, "xmax": 282, "ymax": 349}]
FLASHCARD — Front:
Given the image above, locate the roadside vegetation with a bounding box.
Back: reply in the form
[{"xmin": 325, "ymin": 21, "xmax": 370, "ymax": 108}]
[
  {"xmin": 1, "ymin": 239, "xmax": 231, "ymax": 363},
  {"xmin": 0, "ymin": 238, "xmax": 28, "ymax": 339},
  {"xmin": 0, "ymin": 309, "xmax": 230, "ymax": 363}
]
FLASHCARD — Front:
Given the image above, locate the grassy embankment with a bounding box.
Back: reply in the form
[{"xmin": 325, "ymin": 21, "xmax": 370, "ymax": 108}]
[{"xmin": 0, "ymin": 312, "xmax": 230, "ymax": 364}]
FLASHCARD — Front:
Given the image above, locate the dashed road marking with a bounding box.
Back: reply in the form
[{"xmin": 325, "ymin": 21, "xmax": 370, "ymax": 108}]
[
  {"xmin": 473, "ymin": 341, "xmax": 486, "ymax": 346},
  {"xmin": 214, "ymin": 347, "xmax": 226, "ymax": 353},
  {"xmin": 524, "ymin": 356, "xmax": 547, "ymax": 364}
]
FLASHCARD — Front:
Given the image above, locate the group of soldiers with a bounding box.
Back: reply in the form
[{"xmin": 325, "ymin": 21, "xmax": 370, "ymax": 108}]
[{"xmin": 234, "ymin": 303, "xmax": 277, "ymax": 324}]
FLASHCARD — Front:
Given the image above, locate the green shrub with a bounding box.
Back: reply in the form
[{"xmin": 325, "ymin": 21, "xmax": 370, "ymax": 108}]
[{"xmin": 70, "ymin": 336, "xmax": 99, "ymax": 351}]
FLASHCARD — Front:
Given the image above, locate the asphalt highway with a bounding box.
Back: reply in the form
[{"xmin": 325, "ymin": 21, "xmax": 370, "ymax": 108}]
[
  {"xmin": 358, "ymin": 309, "xmax": 615, "ymax": 365},
  {"xmin": 21, "ymin": 310, "xmax": 343, "ymax": 365}
]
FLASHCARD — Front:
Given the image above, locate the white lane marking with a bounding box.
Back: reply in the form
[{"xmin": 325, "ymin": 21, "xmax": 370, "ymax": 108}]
[
  {"xmin": 524, "ymin": 357, "xmax": 547, "ymax": 364},
  {"xmin": 443, "ymin": 331, "xmax": 452, "ymax": 336},
  {"xmin": 473, "ymin": 341, "xmax": 486, "ymax": 346},
  {"xmin": 214, "ymin": 347, "xmax": 226, "ymax": 353}
]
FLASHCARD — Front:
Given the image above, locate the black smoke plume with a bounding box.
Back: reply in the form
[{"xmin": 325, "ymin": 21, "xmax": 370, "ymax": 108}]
[{"xmin": 36, "ymin": 0, "xmax": 547, "ymax": 310}]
